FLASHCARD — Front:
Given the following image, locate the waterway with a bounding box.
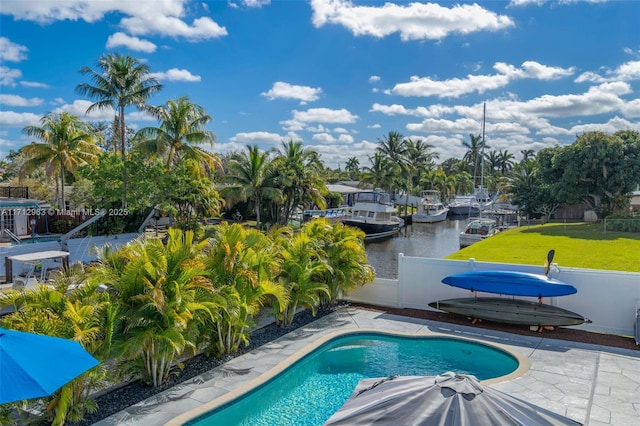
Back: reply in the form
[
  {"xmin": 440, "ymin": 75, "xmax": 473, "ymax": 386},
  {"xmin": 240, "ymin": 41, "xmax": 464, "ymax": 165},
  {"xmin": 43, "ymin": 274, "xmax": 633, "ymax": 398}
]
[{"xmin": 365, "ymin": 217, "xmax": 468, "ymax": 279}]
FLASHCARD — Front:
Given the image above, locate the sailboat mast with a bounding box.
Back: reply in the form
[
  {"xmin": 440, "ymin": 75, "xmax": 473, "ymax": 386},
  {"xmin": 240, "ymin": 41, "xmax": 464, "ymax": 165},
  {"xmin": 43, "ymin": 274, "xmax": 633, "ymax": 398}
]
[{"xmin": 480, "ymin": 101, "xmax": 486, "ymax": 190}]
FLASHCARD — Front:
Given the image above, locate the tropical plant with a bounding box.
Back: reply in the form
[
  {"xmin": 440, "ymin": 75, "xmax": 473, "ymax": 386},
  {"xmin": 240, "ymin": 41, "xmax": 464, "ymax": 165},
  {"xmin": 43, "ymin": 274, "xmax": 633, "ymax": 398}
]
[
  {"xmin": 301, "ymin": 218, "xmax": 374, "ymax": 307},
  {"xmin": 0, "ymin": 264, "xmax": 113, "ymax": 426},
  {"xmin": 88, "ymin": 229, "xmax": 215, "ymax": 387},
  {"xmin": 134, "ymin": 96, "xmax": 219, "ymax": 175},
  {"xmin": 21, "ymin": 112, "xmax": 100, "ymax": 209},
  {"xmin": 272, "ymin": 231, "xmax": 329, "ymax": 326},
  {"xmin": 461, "ymin": 133, "xmax": 488, "ymax": 187},
  {"xmin": 77, "ymin": 53, "xmax": 163, "ymax": 207},
  {"xmin": 204, "ymin": 222, "xmax": 288, "ymax": 354},
  {"xmin": 271, "ymin": 140, "xmax": 327, "ymax": 226},
  {"xmin": 222, "ymin": 145, "xmax": 281, "ymax": 229},
  {"xmin": 344, "ymin": 156, "xmax": 360, "ymax": 180},
  {"xmin": 361, "ymin": 152, "xmax": 395, "ymax": 193}
]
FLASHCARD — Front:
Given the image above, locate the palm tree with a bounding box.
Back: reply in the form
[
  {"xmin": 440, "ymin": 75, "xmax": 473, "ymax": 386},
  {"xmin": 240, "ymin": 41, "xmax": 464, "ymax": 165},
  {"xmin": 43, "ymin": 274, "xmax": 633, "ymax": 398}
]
[
  {"xmin": 271, "ymin": 140, "xmax": 326, "ymax": 226},
  {"xmin": 497, "ymin": 149, "xmax": 516, "ymax": 175},
  {"xmin": 134, "ymin": 96, "xmax": 219, "ymax": 175},
  {"xmin": 302, "ymin": 218, "xmax": 374, "ymax": 307},
  {"xmin": 361, "ymin": 152, "xmax": 395, "ymax": 192},
  {"xmin": 520, "ymin": 148, "xmax": 535, "ymax": 163},
  {"xmin": 77, "ymin": 53, "xmax": 162, "ymax": 208},
  {"xmin": 21, "ymin": 112, "xmax": 100, "ymax": 209},
  {"xmin": 89, "ymin": 229, "xmax": 215, "ymax": 387},
  {"xmin": 204, "ymin": 222, "xmax": 288, "ymax": 354},
  {"xmin": 345, "ymin": 156, "xmax": 360, "ymax": 180},
  {"xmin": 376, "ymin": 131, "xmax": 407, "ymax": 199},
  {"xmin": 462, "ymin": 133, "xmax": 489, "ymax": 187},
  {"xmin": 223, "ymin": 145, "xmax": 281, "ymax": 229},
  {"xmin": 272, "ymin": 231, "xmax": 329, "ymax": 326},
  {"xmin": 0, "ymin": 265, "xmax": 113, "ymax": 425}
]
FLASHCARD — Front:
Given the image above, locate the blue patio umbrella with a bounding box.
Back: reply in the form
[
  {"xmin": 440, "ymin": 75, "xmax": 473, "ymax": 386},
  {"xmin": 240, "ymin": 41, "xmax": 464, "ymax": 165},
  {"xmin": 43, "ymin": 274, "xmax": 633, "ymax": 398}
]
[{"xmin": 0, "ymin": 327, "xmax": 100, "ymax": 404}]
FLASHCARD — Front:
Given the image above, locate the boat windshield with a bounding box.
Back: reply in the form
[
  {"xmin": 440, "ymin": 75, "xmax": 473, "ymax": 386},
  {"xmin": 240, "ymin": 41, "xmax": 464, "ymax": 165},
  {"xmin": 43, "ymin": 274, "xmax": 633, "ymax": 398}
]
[{"xmin": 356, "ymin": 192, "xmax": 392, "ymax": 205}]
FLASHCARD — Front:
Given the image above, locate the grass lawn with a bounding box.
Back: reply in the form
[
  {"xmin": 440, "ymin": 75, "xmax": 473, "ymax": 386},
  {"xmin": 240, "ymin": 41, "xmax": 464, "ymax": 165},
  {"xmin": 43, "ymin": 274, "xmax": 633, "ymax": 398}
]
[{"xmin": 446, "ymin": 222, "xmax": 640, "ymax": 273}]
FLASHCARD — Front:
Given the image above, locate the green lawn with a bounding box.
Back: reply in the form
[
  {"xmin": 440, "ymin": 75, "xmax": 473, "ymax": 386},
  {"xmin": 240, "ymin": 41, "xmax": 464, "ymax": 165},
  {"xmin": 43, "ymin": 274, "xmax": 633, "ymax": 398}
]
[{"xmin": 446, "ymin": 222, "xmax": 640, "ymax": 272}]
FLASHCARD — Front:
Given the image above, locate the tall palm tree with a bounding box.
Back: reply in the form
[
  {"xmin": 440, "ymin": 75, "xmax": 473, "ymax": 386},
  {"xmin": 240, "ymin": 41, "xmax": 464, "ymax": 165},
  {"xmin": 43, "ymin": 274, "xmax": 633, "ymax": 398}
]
[
  {"xmin": 271, "ymin": 140, "xmax": 326, "ymax": 225},
  {"xmin": 462, "ymin": 133, "xmax": 489, "ymax": 187},
  {"xmin": 21, "ymin": 112, "xmax": 100, "ymax": 209},
  {"xmin": 498, "ymin": 149, "xmax": 516, "ymax": 175},
  {"xmin": 223, "ymin": 145, "xmax": 281, "ymax": 229},
  {"xmin": 77, "ymin": 53, "xmax": 163, "ymax": 208},
  {"xmin": 361, "ymin": 152, "xmax": 395, "ymax": 192},
  {"xmin": 344, "ymin": 156, "xmax": 360, "ymax": 180},
  {"xmin": 520, "ymin": 148, "xmax": 535, "ymax": 163},
  {"xmin": 134, "ymin": 96, "xmax": 219, "ymax": 175},
  {"xmin": 376, "ymin": 131, "xmax": 407, "ymax": 199}
]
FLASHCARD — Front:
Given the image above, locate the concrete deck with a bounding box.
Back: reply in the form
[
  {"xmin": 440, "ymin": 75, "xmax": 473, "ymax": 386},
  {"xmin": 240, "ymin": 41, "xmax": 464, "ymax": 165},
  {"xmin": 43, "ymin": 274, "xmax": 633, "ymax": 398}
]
[{"xmin": 93, "ymin": 307, "xmax": 640, "ymax": 425}]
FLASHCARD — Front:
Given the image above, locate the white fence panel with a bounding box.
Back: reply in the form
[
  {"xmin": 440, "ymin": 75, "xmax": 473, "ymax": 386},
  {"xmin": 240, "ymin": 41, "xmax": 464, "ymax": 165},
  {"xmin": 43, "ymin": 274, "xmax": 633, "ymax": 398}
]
[{"xmin": 343, "ymin": 254, "xmax": 640, "ymax": 337}]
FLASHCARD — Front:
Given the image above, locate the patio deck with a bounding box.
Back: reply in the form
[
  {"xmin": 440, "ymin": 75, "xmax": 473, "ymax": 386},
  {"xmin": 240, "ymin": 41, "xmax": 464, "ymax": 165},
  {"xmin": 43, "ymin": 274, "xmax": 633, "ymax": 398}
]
[{"xmin": 92, "ymin": 307, "xmax": 640, "ymax": 426}]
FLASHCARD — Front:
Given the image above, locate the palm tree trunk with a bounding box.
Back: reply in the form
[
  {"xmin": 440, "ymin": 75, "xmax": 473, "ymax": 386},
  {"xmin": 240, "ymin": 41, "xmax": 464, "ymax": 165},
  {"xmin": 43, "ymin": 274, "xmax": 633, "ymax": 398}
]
[
  {"xmin": 120, "ymin": 106, "xmax": 128, "ymax": 209},
  {"xmin": 60, "ymin": 164, "xmax": 66, "ymax": 212}
]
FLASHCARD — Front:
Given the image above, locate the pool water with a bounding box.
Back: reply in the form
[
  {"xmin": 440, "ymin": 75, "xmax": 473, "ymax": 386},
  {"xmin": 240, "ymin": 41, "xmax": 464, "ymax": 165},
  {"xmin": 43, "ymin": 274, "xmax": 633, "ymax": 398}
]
[{"xmin": 188, "ymin": 333, "xmax": 518, "ymax": 426}]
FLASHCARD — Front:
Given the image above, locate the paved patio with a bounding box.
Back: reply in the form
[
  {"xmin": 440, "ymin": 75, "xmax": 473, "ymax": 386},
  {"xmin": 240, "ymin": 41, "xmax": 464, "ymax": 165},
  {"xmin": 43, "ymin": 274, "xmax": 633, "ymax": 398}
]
[{"xmin": 93, "ymin": 307, "xmax": 640, "ymax": 425}]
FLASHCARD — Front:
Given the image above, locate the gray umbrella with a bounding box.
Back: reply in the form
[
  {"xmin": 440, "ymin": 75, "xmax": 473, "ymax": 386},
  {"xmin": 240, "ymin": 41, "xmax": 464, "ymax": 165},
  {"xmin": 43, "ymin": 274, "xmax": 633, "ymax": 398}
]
[{"xmin": 324, "ymin": 372, "xmax": 581, "ymax": 425}]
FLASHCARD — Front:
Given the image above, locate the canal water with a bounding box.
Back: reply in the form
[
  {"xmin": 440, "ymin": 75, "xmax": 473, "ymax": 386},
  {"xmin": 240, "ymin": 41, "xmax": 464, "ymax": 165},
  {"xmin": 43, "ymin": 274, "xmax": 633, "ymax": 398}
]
[{"xmin": 365, "ymin": 217, "xmax": 468, "ymax": 279}]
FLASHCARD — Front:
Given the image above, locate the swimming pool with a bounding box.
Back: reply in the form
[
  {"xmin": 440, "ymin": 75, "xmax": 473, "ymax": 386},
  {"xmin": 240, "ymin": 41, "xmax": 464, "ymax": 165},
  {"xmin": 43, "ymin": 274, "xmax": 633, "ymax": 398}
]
[{"xmin": 185, "ymin": 332, "xmax": 520, "ymax": 426}]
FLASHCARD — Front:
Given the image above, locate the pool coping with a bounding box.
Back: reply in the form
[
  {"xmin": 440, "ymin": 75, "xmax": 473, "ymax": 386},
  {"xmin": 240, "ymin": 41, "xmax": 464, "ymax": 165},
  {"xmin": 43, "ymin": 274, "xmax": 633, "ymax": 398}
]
[{"xmin": 165, "ymin": 327, "xmax": 531, "ymax": 426}]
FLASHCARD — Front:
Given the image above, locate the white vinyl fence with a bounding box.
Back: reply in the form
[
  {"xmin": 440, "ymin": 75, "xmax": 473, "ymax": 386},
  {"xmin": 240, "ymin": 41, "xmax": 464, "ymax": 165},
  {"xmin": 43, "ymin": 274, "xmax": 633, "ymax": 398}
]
[{"xmin": 345, "ymin": 254, "xmax": 640, "ymax": 337}]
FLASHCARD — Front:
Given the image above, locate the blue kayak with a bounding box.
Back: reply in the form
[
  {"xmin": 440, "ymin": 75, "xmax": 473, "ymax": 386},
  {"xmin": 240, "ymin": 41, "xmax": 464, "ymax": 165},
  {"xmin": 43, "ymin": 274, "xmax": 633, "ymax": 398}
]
[{"xmin": 441, "ymin": 271, "xmax": 577, "ymax": 298}]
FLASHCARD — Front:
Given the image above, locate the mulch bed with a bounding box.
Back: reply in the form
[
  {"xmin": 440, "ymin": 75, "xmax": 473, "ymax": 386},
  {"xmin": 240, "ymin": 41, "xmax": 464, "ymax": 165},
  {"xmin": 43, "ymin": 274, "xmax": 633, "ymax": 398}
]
[{"xmin": 350, "ymin": 302, "xmax": 640, "ymax": 351}]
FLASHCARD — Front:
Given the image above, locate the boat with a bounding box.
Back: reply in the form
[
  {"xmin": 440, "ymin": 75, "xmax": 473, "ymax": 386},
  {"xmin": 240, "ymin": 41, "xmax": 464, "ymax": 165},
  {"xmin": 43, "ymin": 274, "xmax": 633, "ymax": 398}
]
[
  {"xmin": 342, "ymin": 189, "xmax": 402, "ymax": 241},
  {"xmin": 459, "ymin": 217, "xmax": 500, "ymax": 248},
  {"xmin": 441, "ymin": 270, "xmax": 577, "ymax": 298},
  {"xmin": 428, "ymin": 297, "xmax": 591, "ymax": 327},
  {"xmin": 412, "ymin": 190, "xmax": 449, "ymax": 223},
  {"xmin": 447, "ymin": 194, "xmax": 482, "ymax": 216}
]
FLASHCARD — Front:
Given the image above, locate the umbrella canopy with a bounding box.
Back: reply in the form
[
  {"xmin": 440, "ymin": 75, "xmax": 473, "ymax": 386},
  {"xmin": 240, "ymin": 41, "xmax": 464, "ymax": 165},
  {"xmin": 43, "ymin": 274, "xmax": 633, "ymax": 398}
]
[
  {"xmin": 0, "ymin": 327, "xmax": 99, "ymax": 404},
  {"xmin": 324, "ymin": 372, "xmax": 581, "ymax": 426}
]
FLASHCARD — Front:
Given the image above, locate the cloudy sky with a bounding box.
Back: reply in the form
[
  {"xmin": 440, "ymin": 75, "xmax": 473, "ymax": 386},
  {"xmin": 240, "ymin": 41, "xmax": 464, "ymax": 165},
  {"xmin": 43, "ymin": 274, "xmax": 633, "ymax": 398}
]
[{"xmin": 1, "ymin": 0, "xmax": 639, "ymax": 168}]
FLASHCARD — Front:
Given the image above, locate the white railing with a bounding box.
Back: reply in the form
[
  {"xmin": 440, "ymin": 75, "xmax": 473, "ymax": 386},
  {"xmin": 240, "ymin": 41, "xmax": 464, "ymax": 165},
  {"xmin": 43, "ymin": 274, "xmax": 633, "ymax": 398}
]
[{"xmin": 1, "ymin": 228, "xmax": 22, "ymax": 244}]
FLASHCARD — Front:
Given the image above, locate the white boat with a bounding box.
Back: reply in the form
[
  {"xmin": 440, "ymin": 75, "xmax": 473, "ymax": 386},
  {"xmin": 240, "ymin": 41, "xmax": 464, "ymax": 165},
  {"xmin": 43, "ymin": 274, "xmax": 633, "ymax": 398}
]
[
  {"xmin": 412, "ymin": 190, "xmax": 449, "ymax": 223},
  {"xmin": 459, "ymin": 217, "xmax": 500, "ymax": 248},
  {"xmin": 342, "ymin": 190, "xmax": 402, "ymax": 241},
  {"xmin": 448, "ymin": 195, "xmax": 482, "ymax": 216}
]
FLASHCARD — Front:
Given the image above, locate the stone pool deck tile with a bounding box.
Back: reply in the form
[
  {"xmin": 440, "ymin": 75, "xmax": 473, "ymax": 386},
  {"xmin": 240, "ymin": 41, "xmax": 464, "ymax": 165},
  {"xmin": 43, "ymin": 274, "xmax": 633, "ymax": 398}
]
[{"xmin": 92, "ymin": 309, "xmax": 640, "ymax": 426}]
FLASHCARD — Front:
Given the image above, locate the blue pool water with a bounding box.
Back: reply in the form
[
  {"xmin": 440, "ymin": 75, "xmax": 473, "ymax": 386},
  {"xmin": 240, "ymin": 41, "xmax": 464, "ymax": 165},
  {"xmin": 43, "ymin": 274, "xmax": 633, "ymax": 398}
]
[
  {"xmin": 11, "ymin": 236, "xmax": 60, "ymax": 245},
  {"xmin": 187, "ymin": 333, "xmax": 518, "ymax": 426}
]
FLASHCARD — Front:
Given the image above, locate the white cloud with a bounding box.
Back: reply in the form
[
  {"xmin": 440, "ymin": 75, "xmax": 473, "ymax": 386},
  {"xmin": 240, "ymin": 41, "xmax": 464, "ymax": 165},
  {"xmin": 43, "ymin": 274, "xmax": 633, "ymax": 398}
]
[
  {"xmin": 368, "ymin": 124, "xmax": 381, "ymax": 129},
  {"xmin": 0, "ymin": 66, "xmax": 22, "ymax": 86},
  {"xmin": 50, "ymin": 99, "xmax": 155, "ymax": 123},
  {"xmin": 292, "ymin": 107, "xmax": 358, "ymax": 123},
  {"xmin": 150, "ymin": 68, "xmax": 201, "ymax": 82},
  {"xmin": 0, "ymin": 94, "xmax": 44, "ymax": 107},
  {"xmin": 333, "ymin": 127, "xmax": 348, "ymax": 133},
  {"xmin": 20, "ymin": 81, "xmax": 49, "ymax": 88},
  {"xmin": 388, "ymin": 61, "xmax": 574, "ymax": 98},
  {"xmin": 0, "ymin": 37, "xmax": 28, "ymax": 62},
  {"xmin": 368, "ymin": 75, "xmax": 381, "ymax": 83},
  {"xmin": 0, "ymin": 110, "xmax": 42, "ymax": 127},
  {"xmin": 242, "ymin": 0, "xmax": 271, "ymax": 7},
  {"xmin": 338, "ymin": 134, "xmax": 354, "ymax": 143},
  {"xmin": 2, "ymin": 0, "xmax": 227, "ymax": 40},
  {"xmin": 576, "ymin": 60, "xmax": 640, "ymax": 84},
  {"xmin": 261, "ymin": 82, "xmax": 322, "ymax": 104},
  {"xmin": 312, "ymin": 133, "xmax": 336, "ymax": 143},
  {"xmin": 305, "ymin": 124, "xmax": 330, "ymax": 133},
  {"xmin": 106, "ymin": 32, "xmax": 157, "ymax": 53},
  {"xmin": 311, "ymin": 0, "xmax": 514, "ymax": 41},
  {"xmin": 229, "ymin": 131, "xmax": 285, "ymax": 145}
]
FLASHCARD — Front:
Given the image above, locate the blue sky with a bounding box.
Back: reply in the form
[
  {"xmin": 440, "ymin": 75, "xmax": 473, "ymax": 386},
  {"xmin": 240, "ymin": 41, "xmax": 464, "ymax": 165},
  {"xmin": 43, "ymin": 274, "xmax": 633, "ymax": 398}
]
[{"xmin": 1, "ymin": 0, "xmax": 639, "ymax": 169}]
